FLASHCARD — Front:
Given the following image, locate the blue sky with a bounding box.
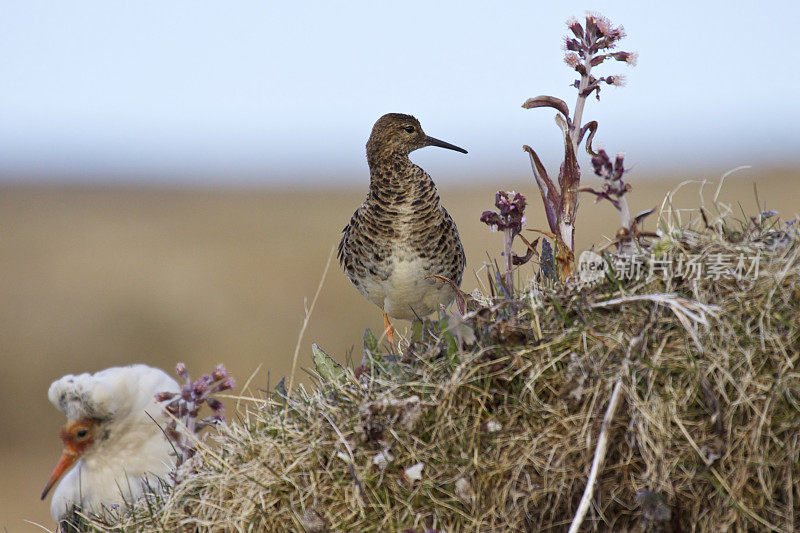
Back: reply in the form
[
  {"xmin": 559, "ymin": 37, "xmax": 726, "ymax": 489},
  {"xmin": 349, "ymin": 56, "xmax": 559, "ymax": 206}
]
[{"xmin": 1, "ymin": 1, "xmax": 798, "ymax": 185}]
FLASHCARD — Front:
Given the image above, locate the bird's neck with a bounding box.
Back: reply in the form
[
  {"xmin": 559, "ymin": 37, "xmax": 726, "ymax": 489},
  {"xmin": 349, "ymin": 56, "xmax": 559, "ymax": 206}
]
[
  {"xmin": 367, "ymin": 153, "xmax": 439, "ymax": 208},
  {"xmin": 82, "ymin": 414, "xmax": 173, "ymax": 475},
  {"xmin": 366, "ymin": 146, "xmax": 409, "ymax": 170}
]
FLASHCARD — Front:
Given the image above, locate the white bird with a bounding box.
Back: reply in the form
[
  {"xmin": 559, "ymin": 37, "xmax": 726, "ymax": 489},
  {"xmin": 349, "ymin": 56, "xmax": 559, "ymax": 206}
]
[{"xmin": 40, "ymin": 364, "xmax": 180, "ymax": 526}]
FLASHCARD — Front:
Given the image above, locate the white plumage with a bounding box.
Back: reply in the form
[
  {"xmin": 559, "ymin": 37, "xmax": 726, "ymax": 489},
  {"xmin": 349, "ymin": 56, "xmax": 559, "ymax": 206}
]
[
  {"xmin": 360, "ymin": 254, "xmax": 455, "ymax": 320},
  {"xmin": 41, "ymin": 364, "xmax": 180, "ymax": 524}
]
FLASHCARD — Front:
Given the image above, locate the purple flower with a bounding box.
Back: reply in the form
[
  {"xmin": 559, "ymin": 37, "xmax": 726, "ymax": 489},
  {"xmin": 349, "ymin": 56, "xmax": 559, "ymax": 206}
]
[
  {"xmin": 206, "ymin": 397, "xmax": 223, "ymax": 411},
  {"xmin": 158, "ymin": 363, "xmax": 235, "ymax": 468},
  {"xmin": 480, "ymin": 210, "xmax": 503, "ymax": 231},
  {"xmin": 175, "ymin": 362, "xmax": 189, "ymax": 381},
  {"xmin": 481, "ymin": 191, "xmax": 527, "ymax": 237},
  {"xmin": 566, "ymin": 16, "xmax": 583, "ymax": 39},
  {"xmin": 154, "ymin": 391, "xmax": 176, "ymax": 402},
  {"xmin": 192, "ymin": 379, "xmax": 208, "ymax": 396},
  {"xmin": 480, "ymin": 190, "xmax": 532, "ymax": 287},
  {"xmin": 212, "ymin": 364, "xmax": 228, "ymax": 381},
  {"xmin": 612, "ymin": 51, "xmax": 638, "ymax": 66}
]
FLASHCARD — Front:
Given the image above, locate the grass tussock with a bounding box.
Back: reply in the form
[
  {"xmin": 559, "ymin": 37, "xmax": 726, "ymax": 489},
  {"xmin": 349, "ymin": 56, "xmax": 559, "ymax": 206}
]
[{"xmin": 103, "ymin": 208, "xmax": 799, "ymax": 532}]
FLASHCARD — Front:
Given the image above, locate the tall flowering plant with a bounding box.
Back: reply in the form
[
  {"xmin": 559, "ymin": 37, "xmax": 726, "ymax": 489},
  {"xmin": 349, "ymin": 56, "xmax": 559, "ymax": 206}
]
[{"xmin": 522, "ymin": 12, "xmax": 636, "ymax": 280}]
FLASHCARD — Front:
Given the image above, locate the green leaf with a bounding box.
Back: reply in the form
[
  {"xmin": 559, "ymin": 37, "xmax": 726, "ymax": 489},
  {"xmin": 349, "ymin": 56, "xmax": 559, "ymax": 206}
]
[
  {"xmin": 362, "ymin": 328, "xmax": 387, "ymax": 373},
  {"xmin": 363, "ymin": 328, "xmax": 380, "ymax": 354},
  {"xmin": 411, "ymin": 320, "xmax": 425, "ymax": 343},
  {"xmin": 312, "ymin": 343, "xmax": 346, "ymax": 384},
  {"xmin": 435, "ymin": 316, "xmax": 460, "ymax": 366},
  {"xmin": 442, "ymin": 330, "xmax": 459, "ymax": 365}
]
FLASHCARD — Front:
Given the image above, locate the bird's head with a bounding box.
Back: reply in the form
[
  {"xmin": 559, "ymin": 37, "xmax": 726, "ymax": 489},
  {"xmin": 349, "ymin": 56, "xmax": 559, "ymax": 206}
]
[
  {"xmin": 366, "ymin": 113, "xmax": 467, "ymax": 161},
  {"xmin": 41, "ymin": 418, "xmax": 96, "ymax": 500}
]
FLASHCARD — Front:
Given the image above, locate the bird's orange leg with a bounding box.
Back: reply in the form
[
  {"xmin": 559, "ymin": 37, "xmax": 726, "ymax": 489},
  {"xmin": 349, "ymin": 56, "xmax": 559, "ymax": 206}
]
[{"xmin": 382, "ymin": 310, "xmax": 395, "ymax": 344}]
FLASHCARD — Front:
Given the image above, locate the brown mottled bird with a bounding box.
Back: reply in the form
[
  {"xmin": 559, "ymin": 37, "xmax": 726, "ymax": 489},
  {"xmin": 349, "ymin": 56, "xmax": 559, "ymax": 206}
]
[{"xmin": 338, "ymin": 113, "xmax": 467, "ymax": 342}]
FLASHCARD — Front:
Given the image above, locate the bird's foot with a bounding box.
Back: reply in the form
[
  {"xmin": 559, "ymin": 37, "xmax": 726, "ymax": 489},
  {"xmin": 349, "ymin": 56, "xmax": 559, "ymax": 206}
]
[{"xmin": 382, "ymin": 310, "xmax": 395, "ymax": 344}]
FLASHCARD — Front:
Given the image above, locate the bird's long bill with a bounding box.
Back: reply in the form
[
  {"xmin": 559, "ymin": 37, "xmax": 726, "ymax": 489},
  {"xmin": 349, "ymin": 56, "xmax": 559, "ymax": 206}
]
[
  {"xmin": 425, "ymin": 135, "xmax": 468, "ymax": 154},
  {"xmin": 41, "ymin": 450, "xmax": 77, "ymax": 500}
]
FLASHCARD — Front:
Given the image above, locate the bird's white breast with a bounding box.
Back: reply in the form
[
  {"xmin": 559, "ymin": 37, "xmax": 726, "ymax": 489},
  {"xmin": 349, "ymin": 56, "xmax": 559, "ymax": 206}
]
[
  {"xmin": 362, "ymin": 254, "xmax": 454, "ymax": 320},
  {"xmin": 50, "ymin": 435, "xmax": 174, "ymax": 521}
]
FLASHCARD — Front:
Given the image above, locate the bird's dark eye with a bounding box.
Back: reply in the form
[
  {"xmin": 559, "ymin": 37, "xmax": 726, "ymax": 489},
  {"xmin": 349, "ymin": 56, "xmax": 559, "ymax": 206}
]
[
  {"xmin": 403, "ymin": 126, "xmax": 415, "ymax": 133},
  {"xmin": 75, "ymin": 429, "xmax": 89, "ymax": 440}
]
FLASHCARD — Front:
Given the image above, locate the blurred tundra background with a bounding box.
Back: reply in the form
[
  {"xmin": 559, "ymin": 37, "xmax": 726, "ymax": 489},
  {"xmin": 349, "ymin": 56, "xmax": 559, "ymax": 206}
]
[{"xmin": 2, "ymin": 0, "xmax": 799, "ymax": 529}]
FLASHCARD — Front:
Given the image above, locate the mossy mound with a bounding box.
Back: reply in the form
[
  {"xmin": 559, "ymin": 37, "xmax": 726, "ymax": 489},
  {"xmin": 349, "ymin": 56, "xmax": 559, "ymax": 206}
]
[{"xmin": 104, "ymin": 216, "xmax": 799, "ymax": 532}]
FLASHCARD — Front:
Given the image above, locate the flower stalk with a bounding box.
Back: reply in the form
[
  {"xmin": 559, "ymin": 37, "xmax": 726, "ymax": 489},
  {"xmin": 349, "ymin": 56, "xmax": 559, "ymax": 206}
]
[
  {"xmin": 523, "ymin": 12, "xmax": 635, "ymax": 280},
  {"xmin": 581, "ymin": 149, "xmax": 656, "ymax": 252},
  {"xmin": 157, "ymin": 362, "xmax": 235, "ymax": 465},
  {"xmin": 480, "ymin": 191, "xmax": 533, "ymax": 291}
]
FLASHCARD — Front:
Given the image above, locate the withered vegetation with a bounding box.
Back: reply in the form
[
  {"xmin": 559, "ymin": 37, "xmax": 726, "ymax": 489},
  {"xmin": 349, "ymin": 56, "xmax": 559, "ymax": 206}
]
[{"xmin": 93, "ymin": 203, "xmax": 800, "ymax": 532}]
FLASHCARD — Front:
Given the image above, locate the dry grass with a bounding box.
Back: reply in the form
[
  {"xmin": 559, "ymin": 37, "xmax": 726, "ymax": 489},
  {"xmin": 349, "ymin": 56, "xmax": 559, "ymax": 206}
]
[{"xmin": 90, "ymin": 202, "xmax": 800, "ymax": 531}]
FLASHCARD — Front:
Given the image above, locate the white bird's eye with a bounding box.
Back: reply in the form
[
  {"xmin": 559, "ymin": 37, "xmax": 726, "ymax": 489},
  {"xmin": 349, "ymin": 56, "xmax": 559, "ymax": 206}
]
[
  {"xmin": 403, "ymin": 126, "xmax": 415, "ymax": 133},
  {"xmin": 75, "ymin": 428, "xmax": 89, "ymax": 440}
]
